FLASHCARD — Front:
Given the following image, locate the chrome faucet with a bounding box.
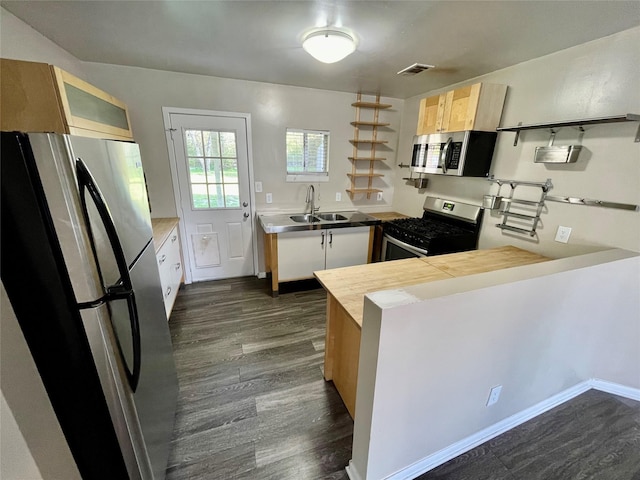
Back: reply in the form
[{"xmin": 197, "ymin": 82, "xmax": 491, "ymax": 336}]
[{"xmin": 306, "ymin": 184, "xmax": 318, "ymax": 214}]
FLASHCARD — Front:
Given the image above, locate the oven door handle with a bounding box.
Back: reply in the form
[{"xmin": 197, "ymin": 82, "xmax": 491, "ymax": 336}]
[{"xmin": 383, "ymin": 233, "xmax": 430, "ymax": 256}]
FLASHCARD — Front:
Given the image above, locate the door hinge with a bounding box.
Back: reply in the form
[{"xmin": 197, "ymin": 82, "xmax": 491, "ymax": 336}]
[{"xmin": 168, "ymin": 128, "xmax": 177, "ymax": 140}]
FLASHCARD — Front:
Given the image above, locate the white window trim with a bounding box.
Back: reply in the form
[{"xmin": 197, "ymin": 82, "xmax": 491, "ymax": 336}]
[
  {"xmin": 286, "ymin": 173, "xmax": 330, "ymax": 183},
  {"xmin": 285, "ymin": 128, "xmax": 330, "ymax": 182}
]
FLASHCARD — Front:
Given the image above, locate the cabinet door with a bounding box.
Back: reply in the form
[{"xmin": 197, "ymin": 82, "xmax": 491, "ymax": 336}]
[
  {"xmin": 325, "ymin": 227, "xmax": 371, "ymax": 270},
  {"xmin": 0, "ymin": 59, "xmax": 67, "ymax": 134},
  {"xmin": 441, "ymin": 84, "xmax": 482, "ymax": 132},
  {"xmin": 52, "ymin": 66, "xmax": 134, "ymax": 141},
  {"xmin": 417, "ymin": 94, "xmax": 446, "ymax": 135},
  {"xmin": 277, "ymin": 230, "xmax": 326, "ymax": 281}
]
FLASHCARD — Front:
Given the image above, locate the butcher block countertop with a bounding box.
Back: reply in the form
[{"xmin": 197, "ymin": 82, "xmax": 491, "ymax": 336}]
[
  {"xmin": 367, "ymin": 211, "xmax": 410, "ymax": 221},
  {"xmin": 151, "ymin": 217, "xmax": 180, "ymax": 252},
  {"xmin": 318, "ymin": 245, "xmax": 550, "ymax": 418},
  {"xmin": 315, "ymin": 246, "xmax": 549, "ymax": 328}
]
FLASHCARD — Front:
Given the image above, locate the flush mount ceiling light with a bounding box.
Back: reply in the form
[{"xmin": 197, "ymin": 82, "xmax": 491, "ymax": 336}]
[{"xmin": 302, "ymin": 29, "xmax": 356, "ymax": 64}]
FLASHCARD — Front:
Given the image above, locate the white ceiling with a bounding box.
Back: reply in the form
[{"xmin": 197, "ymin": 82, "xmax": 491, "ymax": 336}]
[{"xmin": 3, "ymin": 1, "xmax": 639, "ymax": 99}]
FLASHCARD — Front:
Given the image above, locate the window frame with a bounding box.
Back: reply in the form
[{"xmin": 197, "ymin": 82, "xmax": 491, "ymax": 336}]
[{"xmin": 285, "ymin": 128, "xmax": 330, "ymax": 183}]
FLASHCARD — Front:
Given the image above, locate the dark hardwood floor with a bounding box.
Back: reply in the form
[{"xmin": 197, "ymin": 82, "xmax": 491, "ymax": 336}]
[
  {"xmin": 165, "ymin": 276, "xmax": 352, "ymax": 480},
  {"xmin": 416, "ymin": 389, "xmax": 640, "ymax": 480},
  {"xmin": 165, "ymin": 276, "xmax": 639, "ymax": 480}
]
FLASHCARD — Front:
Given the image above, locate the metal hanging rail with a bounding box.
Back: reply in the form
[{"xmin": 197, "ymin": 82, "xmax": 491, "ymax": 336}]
[
  {"xmin": 496, "ymin": 113, "xmax": 640, "ymax": 146},
  {"xmin": 546, "ymin": 196, "xmax": 639, "ymax": 212}
]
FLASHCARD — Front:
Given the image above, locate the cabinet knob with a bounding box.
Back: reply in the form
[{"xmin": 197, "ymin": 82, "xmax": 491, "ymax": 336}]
[
  {"xmin": 165, "ymin": 286, "xmax": 172, "ymax": 297},
  {"xmin": 171, "ymin": 235, "xmax": 177, "ymax": 243},
  {"xmin": 243, "ymin": 201, "xmax": 249, "ymax": 207},
  {"xmin": 243, "ymin": 212, "xmax": 250, "ymax": 219},
  {"xmin": 159, "ymin": 254, "xmax": 167, "ymax": 264},
  {"xmin": 329, "ymin": 232, "xmax": 333, "ymax": 245},
  {"xmin": 175, "ymin": 262, "xmax": 181, "ymax": 271},
  {"xmin": 321, "ymin": 231, "xmax": 325, "ymax": 246}
]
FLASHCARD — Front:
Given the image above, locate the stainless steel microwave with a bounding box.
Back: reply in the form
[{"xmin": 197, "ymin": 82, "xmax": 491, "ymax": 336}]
[{"xmin": 410, "ymin": 131, "xmax": 497, "ymax": 177}]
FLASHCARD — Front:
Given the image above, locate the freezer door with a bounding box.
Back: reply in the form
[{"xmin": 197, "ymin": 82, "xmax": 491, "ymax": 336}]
[
  {"xmin": 80, "ymin": 304, "xmax": 152, "ymax": 480},
  {"xmin": 67, "ymin": 135, "xmax": 152, "ymax": 275},
  {"xmin": 109, "ymin": 242, "xmax": 178, "ymax": 479}
]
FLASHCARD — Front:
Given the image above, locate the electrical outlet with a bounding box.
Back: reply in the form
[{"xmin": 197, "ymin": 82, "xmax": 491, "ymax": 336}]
[
  {"xmin": 255, "ymin": 181, "xmax": 263, "ymax": 193},
  {"xmin": 266, "ymin": 193, "xmax": 272, "ymax": 204},
  {"xmin": 487, "ymin": 385, "xmax": 503, "ymax": 406},
  {"xmin": 336, "ymin": 192, "xmax": 341, "ymax": 202},
  {"xmin": 555, "ymin": 225, "xmax": 572, "ymax": 243},
  {"xmin": 376, "ymin": 192, "xmax": 383, "ymax": 201}
]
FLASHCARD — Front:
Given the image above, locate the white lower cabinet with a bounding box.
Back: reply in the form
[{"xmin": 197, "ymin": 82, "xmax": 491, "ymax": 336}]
[
  {"xmin": 157, "ymin": 225, "xmax": 183, "ymax": 319},
  {"xmin": 277, "ymin": 226, "xmax": 371, "ymax": 282}
]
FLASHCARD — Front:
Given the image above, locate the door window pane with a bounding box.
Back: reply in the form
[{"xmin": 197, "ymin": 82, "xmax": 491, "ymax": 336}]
[
  {"xmin": 222, "ymin": 158, "xmax": 238, "ymax": 183},
  {"xmin": 191, "ymin": 184, "xmax": 209, "ymax": 209},
  {"xmin": 206, "ymin": 158, "xmax": 223, "ymax": 183},
  {"xmin": 224, "ymin": 184, "xmax": 240, "ymax": 207},
  {"xmin": 189, "ymin": 158, "xmax": 206, "ymax": 183},
  {"xmin": 183, "ymin": 129, "xmax": 241, "ymax": 209}
]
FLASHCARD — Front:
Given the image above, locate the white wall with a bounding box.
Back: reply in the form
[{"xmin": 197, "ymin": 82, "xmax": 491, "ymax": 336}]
[
  {"xmin": 351, "ymin": 249, "xmax": 640, "ymax": 480},
  {"xmin": 82, "ymin": 63, "xmax": 403, "ymax": 219},
  {"xmin": 392, "ymin": 27, "xmax": 640, "ymax": 258},
  {"xmin": 0, "ymin": 7, "xmax": 85, "ymax": 77}
]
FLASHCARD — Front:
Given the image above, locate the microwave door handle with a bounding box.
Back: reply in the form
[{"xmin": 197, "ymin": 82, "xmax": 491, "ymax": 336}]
[
  {"xmin": 76, "ymin": 159, "xmax": 142, "ymax": 391},
  {"xmin": 440, "ymin": 137, "xmax": 452, "ymax": 174}
]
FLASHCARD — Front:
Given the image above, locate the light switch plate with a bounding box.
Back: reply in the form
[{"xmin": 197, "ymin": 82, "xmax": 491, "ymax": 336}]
[
  {"xmin": 255, "ymin": 181, "xmax": 263, "ymax": 193},
  {"xmin": 266, "ymin": 193, "xmax": 272, "ymax": 204},
  {"xmin": 336, "ymin": 192, "xmax": 341, "ymax": 202}
]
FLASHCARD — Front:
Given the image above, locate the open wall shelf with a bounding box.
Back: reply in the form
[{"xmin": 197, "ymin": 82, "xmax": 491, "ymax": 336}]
[{"xmin": 348, "ymin": 93, "xmax": 392, "ymax": 199}]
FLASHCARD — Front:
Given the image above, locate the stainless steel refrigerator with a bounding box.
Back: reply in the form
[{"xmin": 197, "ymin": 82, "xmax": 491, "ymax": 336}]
[{"xmin": 1, "ymin": 132, "xmax": 178, "ymax": 479}]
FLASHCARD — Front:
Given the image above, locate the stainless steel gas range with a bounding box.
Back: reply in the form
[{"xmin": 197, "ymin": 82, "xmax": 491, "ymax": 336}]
[{"xmin": 381, "ymin": 196, "xmax": 483, "ymax": 261}]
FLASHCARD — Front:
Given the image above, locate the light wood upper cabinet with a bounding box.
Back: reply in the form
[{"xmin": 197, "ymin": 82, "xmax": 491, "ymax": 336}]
[
  {"xmin": 1, "ymin": 58, "xmax": 133, "ymax": 141},
  {"xmin": 417, "ymin": 93, "xmax": 446, "ymax": 135},
  {"xmin": 417, "ymin": 82, "xmax": 507, "ymax": 135}
]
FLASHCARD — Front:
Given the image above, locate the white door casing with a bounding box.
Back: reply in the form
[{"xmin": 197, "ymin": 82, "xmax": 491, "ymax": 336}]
[{"xmin": 163, "ymin": 108, "xmax": 257, "ymax": 283}]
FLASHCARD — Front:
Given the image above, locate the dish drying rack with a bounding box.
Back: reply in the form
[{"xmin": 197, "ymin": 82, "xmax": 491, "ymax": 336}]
[{"xmin": 485, "ymin": 178, "xmax": 553, "ymax": 237}]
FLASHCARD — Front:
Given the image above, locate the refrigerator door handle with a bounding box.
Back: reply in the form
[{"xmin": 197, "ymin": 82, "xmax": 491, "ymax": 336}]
[{"xmin": 76, "ymin": 158, "xmax": 142, "ymax": 392}]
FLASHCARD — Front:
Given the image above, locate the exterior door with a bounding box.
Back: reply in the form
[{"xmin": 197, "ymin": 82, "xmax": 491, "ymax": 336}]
[{"xmin": 166, "ymin": 112, "xmax": 254, "ymax": 282}]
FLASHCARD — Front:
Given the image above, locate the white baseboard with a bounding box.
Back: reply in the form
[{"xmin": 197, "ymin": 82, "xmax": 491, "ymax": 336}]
[
  {"xmin": 346, "ymin": 460, "xmax": 363, "ymax": 480},
  {"xmin": 383, "ymin": 381, "xmax": 592, "ymax": 480},
  {"xmin": 590, "ymin": 378, "xmax": 640, "ymax": 401}
]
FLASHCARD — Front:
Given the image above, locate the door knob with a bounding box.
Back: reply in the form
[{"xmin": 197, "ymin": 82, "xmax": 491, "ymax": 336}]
[
  {"xmin": 243, "ymin": 202, "xmax": 248, "ymax": 207},
  {"xmin": 243, "ymin": 212, "xmax": 250, "ymax": 219}
]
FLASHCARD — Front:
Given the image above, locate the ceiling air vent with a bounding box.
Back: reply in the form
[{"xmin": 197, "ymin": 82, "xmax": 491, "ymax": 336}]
[{"xmin": 397, "ymin": 63, "xmax": 434, "ymax": 76}]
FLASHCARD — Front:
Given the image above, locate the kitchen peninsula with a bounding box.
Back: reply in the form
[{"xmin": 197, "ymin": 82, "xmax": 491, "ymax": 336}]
[{"xmin": 315, "ymin": 245, "xmax": 549, "ymax": 418}]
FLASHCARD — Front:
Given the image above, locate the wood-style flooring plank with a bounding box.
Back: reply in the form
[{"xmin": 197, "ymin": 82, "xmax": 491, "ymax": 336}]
[{"xmin": 166, "ymin": 277, "xmax": 353, "ymax": 480}]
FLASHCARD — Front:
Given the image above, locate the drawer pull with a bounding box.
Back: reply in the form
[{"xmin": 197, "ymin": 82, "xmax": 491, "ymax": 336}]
[
  {"xmin": 165, "ymin": 286, "xmax": 172, "ymax": 297},
  {"xmin": 174, "ymin": 262, "xmax": 181, "ymax": 271},
  {"xmin": 171, "ymin": 235, "xmax": 177, "ymax": 243},
  {"xmin": 159, "ymin": 254, "xmax": 167, "ymax": 264}
]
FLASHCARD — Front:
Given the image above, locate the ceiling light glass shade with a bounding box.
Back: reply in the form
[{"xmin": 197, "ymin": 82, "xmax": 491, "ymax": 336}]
[{"xmin": 302, "ymin": 30, "xmax": 356, "ymax": 64}]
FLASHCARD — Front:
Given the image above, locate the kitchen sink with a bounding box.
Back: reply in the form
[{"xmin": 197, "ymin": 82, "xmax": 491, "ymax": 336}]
[
  {"xmin": 316, "ymin": 213, "xmax": 349, "ymax": 221},
  {"xmin": 290, "ymin": 214, "xmax": 320, "ymax": 223}
]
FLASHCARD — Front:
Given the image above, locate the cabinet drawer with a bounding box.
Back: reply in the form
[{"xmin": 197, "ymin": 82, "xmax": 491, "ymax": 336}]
[{"xmin": 157, "ymin": 225, "xmax": 182, "ymax": 319}]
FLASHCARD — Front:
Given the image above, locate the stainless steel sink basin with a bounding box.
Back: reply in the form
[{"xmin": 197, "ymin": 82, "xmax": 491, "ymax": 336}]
[
  {"xmin": 316, "ymin": 213, "xmax": 349, "ymax": 221},
  {"xmin": 290, "ymin": 214, "xmax": 320, "ymax": 223}
]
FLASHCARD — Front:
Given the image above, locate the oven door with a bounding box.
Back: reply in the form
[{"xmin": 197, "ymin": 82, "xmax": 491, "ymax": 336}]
[{"xmin": 381, "ymin": 234, "xmax": 429, "ymax": 261}]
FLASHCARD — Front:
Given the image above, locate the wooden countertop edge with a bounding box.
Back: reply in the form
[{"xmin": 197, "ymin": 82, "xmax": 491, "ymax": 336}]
[
  {"xmin": 367, "ymin": 211, "xmax": 410, "ymax": 221},
  {"xmin": 317, "ymin": 246, "xmax": 551, "ymax": 329},
  {"xmin": 151, "ymin": 217, "xmax": 180, "ymax": 252}
]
